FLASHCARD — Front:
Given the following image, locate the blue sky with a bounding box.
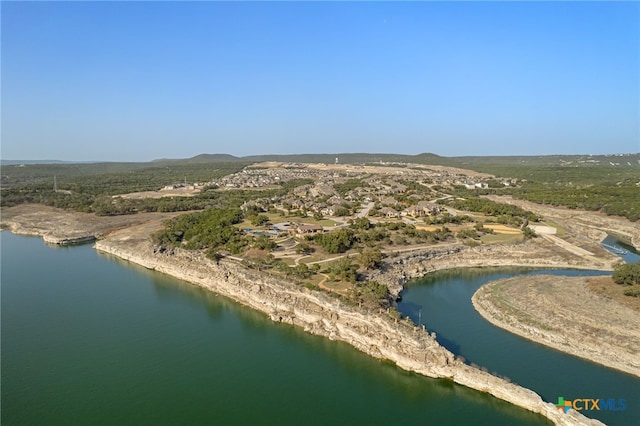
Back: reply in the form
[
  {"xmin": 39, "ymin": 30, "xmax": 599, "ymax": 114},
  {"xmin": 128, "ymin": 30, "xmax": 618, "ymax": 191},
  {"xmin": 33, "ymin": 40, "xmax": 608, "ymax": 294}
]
[{"xmin": 2, "ymin": 1, "xmax": 639, "ymax": 161}]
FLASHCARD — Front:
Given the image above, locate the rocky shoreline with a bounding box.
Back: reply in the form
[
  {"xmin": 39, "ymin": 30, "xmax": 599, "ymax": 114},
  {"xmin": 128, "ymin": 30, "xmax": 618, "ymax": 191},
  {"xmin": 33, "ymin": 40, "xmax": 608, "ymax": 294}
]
[
  {"xmin": 2, "ymin": 203, "xmax": 618, "ymax": 425},
  {"xmin": 370, "ymin": 238, "xmax": 617, "ymax": 300},
  {"xmin": 93, "ymin": 230, "xmax": 602, "ymax": 426},
  {"xmin": 0, "ymin": 204, "xmax": 180, "ymax": 245},
  {"xmin": 472, "ymin": 276, "xmax": 640, "ymax": 378}
]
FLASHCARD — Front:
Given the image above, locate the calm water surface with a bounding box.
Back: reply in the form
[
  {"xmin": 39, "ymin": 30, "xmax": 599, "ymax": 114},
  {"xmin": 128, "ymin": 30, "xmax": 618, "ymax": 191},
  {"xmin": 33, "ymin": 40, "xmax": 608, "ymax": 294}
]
[
  {"xmin": 1, "ymin": 232, "xmax": 548, "ymax": 425},
  {"xmin": 399, "ymin": 261, "xmax": 640, "ymax": 426}
]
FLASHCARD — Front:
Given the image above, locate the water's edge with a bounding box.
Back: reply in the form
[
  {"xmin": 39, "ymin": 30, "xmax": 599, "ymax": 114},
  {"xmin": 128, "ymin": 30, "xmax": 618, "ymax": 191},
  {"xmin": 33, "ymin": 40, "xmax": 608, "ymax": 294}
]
[
  {"xmin": 94, "ymin": 237, "xmax": 601, "ymax": 426},
  {"xmin": 471, "ymin": 276, "xmax": 640, "ymax": 378}
]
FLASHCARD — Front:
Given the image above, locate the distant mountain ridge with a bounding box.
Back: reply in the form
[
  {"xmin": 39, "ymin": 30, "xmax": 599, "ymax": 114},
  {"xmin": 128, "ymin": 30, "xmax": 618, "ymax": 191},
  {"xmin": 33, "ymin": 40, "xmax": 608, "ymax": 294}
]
[
  {"xmin": 153, "ymin": 152, "xmax": 640, "ymax": 168},
  {"xmin": 4, "ymin": 152, "xmax": 639, "ymax": 168},
  {"xmin": 155, "ymin": 152, "xmax": 452, "ymax": 165}
]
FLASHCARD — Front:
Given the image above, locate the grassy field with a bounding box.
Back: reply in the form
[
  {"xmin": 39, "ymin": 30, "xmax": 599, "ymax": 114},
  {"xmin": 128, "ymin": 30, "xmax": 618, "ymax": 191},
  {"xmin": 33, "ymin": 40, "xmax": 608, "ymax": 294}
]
[{"xmin": 480, "ymin": 233, "xmax": 524, "ymax": 244}]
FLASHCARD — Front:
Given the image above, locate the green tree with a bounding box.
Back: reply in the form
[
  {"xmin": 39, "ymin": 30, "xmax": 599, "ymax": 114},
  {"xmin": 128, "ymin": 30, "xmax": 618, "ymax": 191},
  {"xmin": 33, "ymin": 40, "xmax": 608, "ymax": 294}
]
[
  {"xmin": 330, "ymin": 258, "xmax": 358, "ymax": 283},
  {"xmin": 251, "ymin": 214, "xmax": 271, "ymax": 227},
  {"xmin": 612, "ymin": 262, "xmax": 640, "ymax": 286},
  {"xmin": 253, "ymin": 235, "xmax": 277, "ymax": 251},
  {"xmin": 351, "ymin": 217, "xmax": 371, "ymax": 230},
  {"xmin": 315, "ymin": 228, "xmax": 357, "ymax": 254},
  {"xmin": 291, "ymin": 263, "xmax": 312, "ymax": 279},
  {"xmin": 523, "ymin": 226, "xmax": 537, "ymax": 239},
  {"xmin": 358, "ymin": 248, "xmax": 383, "ymax": 269},
  {"xmin": 296, "ymin": 242, "xmax": 314, "ymax": 255}
]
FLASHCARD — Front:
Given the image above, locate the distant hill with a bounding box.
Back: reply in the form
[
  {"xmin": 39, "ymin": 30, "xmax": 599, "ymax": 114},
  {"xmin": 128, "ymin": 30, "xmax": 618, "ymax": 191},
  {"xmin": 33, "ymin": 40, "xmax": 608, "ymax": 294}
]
[
  {"xmin": 153, "ymin": 154, "xmax": 243, "ymax": 164},
  {"xmin": 150, "ymin": 152, "xmax": 451, "ymax": 166},
  {"xmin": 0, "ymin": 159, "xmax": 94, "ymax": 166},
  {"xmin": 6, "ymin": 152, "xmax": 638, "ymax": 171},
  {"xmin": 152, "ymin": 152, "xmax": 640, "ymax": 170}
]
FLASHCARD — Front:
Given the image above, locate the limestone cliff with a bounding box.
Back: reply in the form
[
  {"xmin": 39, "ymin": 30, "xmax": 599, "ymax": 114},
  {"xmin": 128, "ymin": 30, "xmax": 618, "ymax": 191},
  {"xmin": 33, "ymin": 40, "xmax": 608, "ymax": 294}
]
[
  {"xmin": 95, "ymin": 237, "xmax": 602, "ymax": 426},
  {"xmin": 370, "ymin": 240, "xmax": 615, "ymax": 300}
]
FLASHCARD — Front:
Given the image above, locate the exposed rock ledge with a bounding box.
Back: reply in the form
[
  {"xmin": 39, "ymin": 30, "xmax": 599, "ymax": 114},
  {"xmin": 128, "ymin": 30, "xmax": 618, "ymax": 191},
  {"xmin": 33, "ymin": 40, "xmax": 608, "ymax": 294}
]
[
  {"xmin": 370, "ymin": 239, "xmax": 616, "ymax": 300},
  {"xmin": 95, "ymin": 237, "xmax": 602, "ymax": 426},
  {"xmin": 2, "ymin": 221, "xmax": 97, "ymax": 245}
]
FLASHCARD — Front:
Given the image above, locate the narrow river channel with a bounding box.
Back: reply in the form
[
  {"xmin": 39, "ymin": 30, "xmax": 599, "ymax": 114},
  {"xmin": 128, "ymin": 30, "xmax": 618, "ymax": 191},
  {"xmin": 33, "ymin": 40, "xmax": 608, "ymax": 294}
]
[{"xmin": 398, "ymin": 238, "xmax": 640, "ymax": 426}]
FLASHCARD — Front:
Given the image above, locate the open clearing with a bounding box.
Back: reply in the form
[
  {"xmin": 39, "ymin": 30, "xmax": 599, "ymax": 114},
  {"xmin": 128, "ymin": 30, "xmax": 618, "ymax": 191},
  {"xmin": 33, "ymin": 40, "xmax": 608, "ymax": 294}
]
[{"xmin": 118, "ymin": 187, "xmax": 201, "ymax": 199}]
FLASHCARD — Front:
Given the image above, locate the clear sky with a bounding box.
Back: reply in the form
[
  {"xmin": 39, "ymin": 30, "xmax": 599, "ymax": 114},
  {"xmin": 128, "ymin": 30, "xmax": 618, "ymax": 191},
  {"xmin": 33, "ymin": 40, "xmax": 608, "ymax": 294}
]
[{"xmin": 2, "ymin": 1, "xmax": 639, "ymax": 161}]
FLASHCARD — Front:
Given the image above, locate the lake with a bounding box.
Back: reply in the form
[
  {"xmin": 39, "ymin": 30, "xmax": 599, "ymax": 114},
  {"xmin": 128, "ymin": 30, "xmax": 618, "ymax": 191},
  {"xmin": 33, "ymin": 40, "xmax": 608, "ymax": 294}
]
[{"xmin": 1, "ymin": 232, "xmax": 549, "ymax": 425}]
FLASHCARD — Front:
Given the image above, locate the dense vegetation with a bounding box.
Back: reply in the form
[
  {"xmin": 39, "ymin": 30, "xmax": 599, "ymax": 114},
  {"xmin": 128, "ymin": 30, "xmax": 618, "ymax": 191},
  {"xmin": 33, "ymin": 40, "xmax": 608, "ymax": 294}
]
[
  {"xmin": 153, "ymin": 208, "xmax": 249, "ymax": 256},
  {"xmin": 1, "ymin": 162, "xmax": 248, "ymax": 212},
  {"xmin": 6, "ymin": 152, "xmax": 637, "ymax": 311},
  {"xmin": 509, "ymin": 181, "xmax": 639, "ymax": 221},
  {"xmin": 459, "ymin": 162, "xmax": 640, "ymax": 222},
  {"xmin": 0, "ymin": 163, "xmax": 317, "ymax": 217},
  {"xmin": 333, "ymin": 179, "xmax": 368, "ymax": 196},
  {"xmin": 612, "ymin": 261, "xmax": 640, "ymax": 297},
  {"xmin": 439, "ymin": 197, "xmax": 539, "ymax": 226},
  {"xmin": 4, "ymin": 153, "xmax": 638, "ymax": 220}
]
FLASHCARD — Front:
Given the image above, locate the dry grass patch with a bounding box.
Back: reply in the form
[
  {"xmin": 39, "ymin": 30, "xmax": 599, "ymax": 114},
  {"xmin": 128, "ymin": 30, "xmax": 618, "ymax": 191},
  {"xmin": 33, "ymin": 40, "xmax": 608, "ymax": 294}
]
[
  {"xmin": 319, "ymin": 279, "xmax": 353, "ymax": 295},
  {"xmin": 473, "ymin": 274, "xmax": 640, "ymax": 377},
  {"xmin": 587, "ymin": 276, "xmax": 640, "ymax": 312},
  {"xmin": 480, "ymin": 233, "xmax": 523, "ymax": 244},
  {"xmin": 483, "ymin": 224, "xmax": 522, "ymax": 234}
]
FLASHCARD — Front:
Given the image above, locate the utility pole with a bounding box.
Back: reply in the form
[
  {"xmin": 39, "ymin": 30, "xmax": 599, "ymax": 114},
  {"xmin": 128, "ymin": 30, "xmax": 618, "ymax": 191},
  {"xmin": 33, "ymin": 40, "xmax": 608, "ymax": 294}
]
[{"xmin": 53, "ymin": 176, "xmax": 58, "ymax": 192}]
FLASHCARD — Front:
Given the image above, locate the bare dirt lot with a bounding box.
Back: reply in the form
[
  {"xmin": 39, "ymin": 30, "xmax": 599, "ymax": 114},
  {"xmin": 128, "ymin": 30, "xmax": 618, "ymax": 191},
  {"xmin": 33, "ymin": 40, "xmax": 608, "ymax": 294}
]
[
  {"xmin": 302, "ymin": 162, "xmax": 494, "ymax": 178},
  {"xmin": 473, "ymin": 275, "xmax": 640, "ymax": 377},
  {"xmin": 118, "ymin": 187, "xmax": 201, "ymax": 199}
]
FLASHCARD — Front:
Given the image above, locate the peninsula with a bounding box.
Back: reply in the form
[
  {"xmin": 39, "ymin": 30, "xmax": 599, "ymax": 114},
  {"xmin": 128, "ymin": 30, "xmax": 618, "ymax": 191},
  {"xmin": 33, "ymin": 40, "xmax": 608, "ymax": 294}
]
[
  {"xmin": 4, "ymin": 155, "xmax": 639, "ymax": 426},
  {"xmin": 473, "ymin": 275, "xmax": 640, "ymax": 378}
]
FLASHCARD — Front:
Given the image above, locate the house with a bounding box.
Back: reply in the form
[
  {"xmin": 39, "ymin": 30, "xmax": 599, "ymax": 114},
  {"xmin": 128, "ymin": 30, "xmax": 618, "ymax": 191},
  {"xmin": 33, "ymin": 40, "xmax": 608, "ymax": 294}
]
[
  {"xmin": 326, "ymin": 195, "xmax": 343, "ymax": 205},
  {"xmin": 402, "ymin": 205, "xmax": 422, "ymax": 218},
  {"xmin": 289, "ymin": 223, "xmax": 324, "ymax": 238},
  {"xmin": 290, "ymin": 199, "xmax": 307, "ymax": 210},
  {"xmin": 464, "ymin": 182, "xmax": 488, "ymax": 189},
  {"xmin": 321, "ymin": 204, "xmax": 344, "ymax": 217},
  {"xmin": 402, "ymin": 201, "xmax": 440, "ymax": 218},
  {"xmin": 379, "ymin": 207, "xmax": 400, "ymax": 218},
  {"xmin": 292, "ymin": 185, "xmax": 311, "ymax": 197},
  {"xmin": 416, "ymin": 201, "xmax": 440, "ymax": 216},
  {"xmin": 379, "ymin": 196, "xmax": 399, "ymax": 206}
]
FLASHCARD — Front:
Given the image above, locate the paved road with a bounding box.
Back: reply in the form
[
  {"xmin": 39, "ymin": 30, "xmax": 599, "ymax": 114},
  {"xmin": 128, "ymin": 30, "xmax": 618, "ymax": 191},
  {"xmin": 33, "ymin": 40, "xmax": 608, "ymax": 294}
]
[{"xmin": 356, "ymin": 202, "xmax": 375, "ymax": 219}]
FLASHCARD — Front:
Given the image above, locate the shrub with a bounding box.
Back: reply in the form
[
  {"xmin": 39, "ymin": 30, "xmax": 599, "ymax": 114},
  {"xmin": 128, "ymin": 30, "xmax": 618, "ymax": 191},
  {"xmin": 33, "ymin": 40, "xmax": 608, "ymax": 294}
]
[
  {"xmin": 612, "ymin": 262, "xmax": 640, "ymax": 286},
  {"xmin": 623, "ymin": 286, "xmax": 640, "ymax": 298}
]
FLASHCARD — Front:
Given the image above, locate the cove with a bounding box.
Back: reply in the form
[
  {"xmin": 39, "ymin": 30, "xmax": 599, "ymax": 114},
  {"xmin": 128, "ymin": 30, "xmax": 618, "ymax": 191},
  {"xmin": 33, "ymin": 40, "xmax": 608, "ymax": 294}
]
[
  {"xmin": 398, "ymin": 264, "xmax": 640, "ymax": 426},
  {"xmin": 1, "ymin": 232, "xmax": 549, "ymax": 425}
]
